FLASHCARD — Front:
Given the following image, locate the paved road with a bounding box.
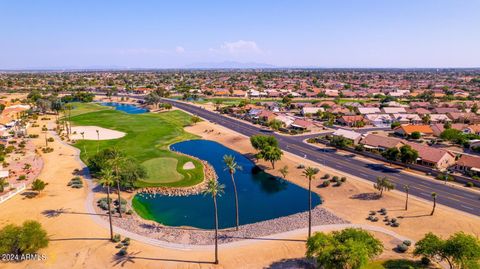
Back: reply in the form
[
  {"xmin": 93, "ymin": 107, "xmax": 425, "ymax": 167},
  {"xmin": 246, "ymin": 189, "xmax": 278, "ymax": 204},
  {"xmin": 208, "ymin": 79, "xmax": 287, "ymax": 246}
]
[{"xmin": 161, "ymin": 98, "xmax": 480, "ymax": 217}]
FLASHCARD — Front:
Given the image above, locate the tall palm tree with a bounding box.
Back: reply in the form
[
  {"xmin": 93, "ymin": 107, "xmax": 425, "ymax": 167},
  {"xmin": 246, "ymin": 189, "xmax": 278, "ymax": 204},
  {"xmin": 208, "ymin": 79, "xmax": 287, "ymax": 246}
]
[
  {"xmin": 302, "ymin": 167, "xmax": 319, "ymax": 238},
  {"xmin": 97, "ymin": 168, "xmax": 115, "ymax": 240},
  {"xmin": 108, "ymin": 149, "xmax": 126, "ymax": 218},
  {"xmin": 430, "ymin": 192, "xmax": 437, "ymax": 216},
  {"xmin": 403, "ymin": 184, "xmax": 410, "ymax": 211},
  {"xmin": 96, "ymin": 130, "xmax": 100, "ymax": 153},
  {"xmin": 203, "ymin": 179, "xmax": 225, "ymax": 265},
  {"xmin": 223, "ymin": 155, "xmax": 242, "ymax": 231},
  {"xmin": 80, "ymin": 132, "xmax": 87, "ymax": 156},
  {"xmin": 374, "ymin": 177, "xmax": 395, "ymax": 197}
]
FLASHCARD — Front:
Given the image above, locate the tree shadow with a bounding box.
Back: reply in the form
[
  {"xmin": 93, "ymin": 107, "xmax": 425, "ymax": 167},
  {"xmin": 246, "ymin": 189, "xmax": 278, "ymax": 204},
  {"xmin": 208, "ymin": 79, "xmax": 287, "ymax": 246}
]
[
  {"xmin": 350, "ymin": 192, "xmax": 381, "ymax": 200},
  {"xmin": 21, "ymin": 191, "xmax": 39, "ymax": 199},
  {"xmin": 397, "ymin": 214, "xmax": 431, "ymax": 219},
  {"xmin": 112, "ymin": 251, "xmax": 214, "ymax": 267},
  {"xmin": 264, "ymin": 258, "xmax": 315, "ymax": 269},
  {"xmin": 224, "ymin": 235, "xmax": 306, "ymax": 243},
  {"xmin": 41, "ymin": 208, "xmax": 117, "ymax": 218}
]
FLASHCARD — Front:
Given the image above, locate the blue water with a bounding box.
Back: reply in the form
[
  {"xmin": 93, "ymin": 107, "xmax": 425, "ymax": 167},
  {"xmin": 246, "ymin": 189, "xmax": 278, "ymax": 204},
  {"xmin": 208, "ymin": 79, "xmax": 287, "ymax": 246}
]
[
  {"xmin": 133, "ymin": 140, "xmax": 322, "ymax": 229},
  {"xmin": 101, "ymin": 102, "xmax": 149, "ymax": 114}
]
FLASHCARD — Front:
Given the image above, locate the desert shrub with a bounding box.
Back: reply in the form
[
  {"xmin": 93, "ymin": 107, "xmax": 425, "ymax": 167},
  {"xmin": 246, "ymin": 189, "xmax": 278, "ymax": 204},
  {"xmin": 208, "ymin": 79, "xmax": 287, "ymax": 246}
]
[
  {"xmin": 322, "ymin": 180, "xmax": 330, "ymax": 187},
  {"xmin": 340, "ymin": 177, "xmax": 347, "ymax": 182},
  {"xmin": 18, "ymin": 175, "xmax": 27, "ymax": 181},
  {"xmin": 0, "ymin": 220, "xmax": 49, "ymax": 255},
  {"xmin": 403, "ymin": 240, "xmax": 412, "ymax": 246},
  {"xmin": 31, "ymin": 179, "xmax": 47, "ymax": 192},
  {"xmin": 420, "ymin": 257, "xmax": 430, "ymax": 266},
  {"xmin": 116, "ymin": 248, "xmax": 127, "ymax": 256},
  {"xmin": 396, "ymin": 243, "xmax": 409, "ymax": 253},
  {"xmin": 465, "ymin": 182, "xmax": 474, "ymax": 187},
  {"xmin": 297, "ymin": 164, "xmax": 305, "ymax": 169},
  {"xmin": 126, "ymin": 210, "xmax": 133, "ymax": 215},
  {"xmin": 47, "ymin": 137, "xmax": 54, "ymax": 142},
  {"xmin": 322, "ymin": 174, "xmax": 330, "ymax": 179},
  {"xmin": 332, "ymin": 176, "xmax": 339, "ymax": 181},
  {"xmin": 112, "ymin": 234, "xmax": 121, "ymax": 243}
]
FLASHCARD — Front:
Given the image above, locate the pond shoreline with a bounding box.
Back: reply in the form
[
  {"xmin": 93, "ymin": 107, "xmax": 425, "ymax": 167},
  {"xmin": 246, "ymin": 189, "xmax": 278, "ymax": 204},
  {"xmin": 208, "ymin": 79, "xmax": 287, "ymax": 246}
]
[{"xmin": 101, "ymin": 205, "xmax": 348, "ymax": 245}]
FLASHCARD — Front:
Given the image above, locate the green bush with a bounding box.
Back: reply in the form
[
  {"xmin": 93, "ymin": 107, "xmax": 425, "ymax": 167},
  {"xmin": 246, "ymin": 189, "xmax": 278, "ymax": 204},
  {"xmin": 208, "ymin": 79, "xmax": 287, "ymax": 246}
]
[
  {"xmin": 403, "ymin": 240, "xmax": 412, "ymax": 246},
  {"xmin": 332, "ymin": 176, "xmax": 339, "ymax": 181},
  {"xmin": 112, "ymin": 234, "xmax": 121, "ymax": 243},
  {"xmin": 465, "ymin": 182, "xmax": 474, "ymax": 187},
  {"xmin": 322, "ymin": 180, "xmax": 330, "ymax": 187},
  {"xmin": 340, "ymin": 177, "xmax": 347, "ymax": 182},
  {"xmin": 0, "ymin": 220, "xmax": 49, "ymax": 255},
  {"xmin": 397, "ymin": 244, "xmax": 408, "ymax": 253},
  {"xmin": 322, "ymin": 174, "xmax": 330, "ymax": 179}
]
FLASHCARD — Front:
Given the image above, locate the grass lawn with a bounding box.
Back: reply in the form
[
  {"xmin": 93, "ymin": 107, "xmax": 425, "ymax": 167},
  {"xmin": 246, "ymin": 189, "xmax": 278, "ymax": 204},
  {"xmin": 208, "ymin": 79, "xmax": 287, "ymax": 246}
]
[
  {"xmin": 70, "ymin": 105, "xmax": 204, "ymax": 187},
  {"xmin": 363, "ymin": 259, "xmax": 430, "ymax": 269},
  {"xmin": 142, "ymin": 157, "xmax": 183, "ymax": 183},
  {"xmin": 69, "ymin": 102, "xmax": 112, "ymax": 117}
]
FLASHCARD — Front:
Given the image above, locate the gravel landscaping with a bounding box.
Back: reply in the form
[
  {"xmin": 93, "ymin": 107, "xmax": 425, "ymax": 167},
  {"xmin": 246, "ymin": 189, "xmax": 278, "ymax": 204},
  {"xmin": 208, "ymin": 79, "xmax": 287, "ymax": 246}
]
[{"xmin": 101, "ymin": 206, "xmax": 348, "ymax": 245}]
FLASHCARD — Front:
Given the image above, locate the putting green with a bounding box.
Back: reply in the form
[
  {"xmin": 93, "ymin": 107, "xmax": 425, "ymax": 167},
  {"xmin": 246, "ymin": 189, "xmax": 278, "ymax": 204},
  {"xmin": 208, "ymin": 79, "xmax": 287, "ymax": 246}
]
[{"xmin": 142, "ymin": 157, "xmax": 184, "ymax": 183}]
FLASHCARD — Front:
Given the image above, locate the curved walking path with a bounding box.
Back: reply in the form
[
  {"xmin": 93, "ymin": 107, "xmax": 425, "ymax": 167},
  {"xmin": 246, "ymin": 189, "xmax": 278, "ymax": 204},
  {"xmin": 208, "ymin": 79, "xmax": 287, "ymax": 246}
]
[{"xmin": 49, "ymin": 125, "xmax": 414, "ymax": 252}]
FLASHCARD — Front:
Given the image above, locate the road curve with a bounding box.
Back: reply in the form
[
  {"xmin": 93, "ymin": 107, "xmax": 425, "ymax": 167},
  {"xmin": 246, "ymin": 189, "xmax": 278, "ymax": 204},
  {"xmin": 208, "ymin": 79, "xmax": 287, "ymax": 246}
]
[{"xmin": 162, "ymin": 98, "xmax": 480, "ymax": 217}]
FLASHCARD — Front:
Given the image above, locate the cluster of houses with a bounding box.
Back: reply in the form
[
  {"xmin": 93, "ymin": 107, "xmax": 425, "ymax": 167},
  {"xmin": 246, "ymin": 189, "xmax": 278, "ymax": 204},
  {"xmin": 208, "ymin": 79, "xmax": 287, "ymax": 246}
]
[
  {"xmin": 0, "ymin": 100, "xmax": 30, "ymax": 138},
  {"xmin": 330, "ymin": 130, "xmax": 480, "ymax": 177}
]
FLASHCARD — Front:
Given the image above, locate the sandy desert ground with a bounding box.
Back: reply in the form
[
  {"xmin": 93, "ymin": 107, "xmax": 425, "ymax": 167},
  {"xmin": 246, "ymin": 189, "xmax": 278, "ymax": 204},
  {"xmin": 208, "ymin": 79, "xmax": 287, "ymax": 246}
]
[{"xmin": 0, "ymin": 111, "xmax": 479, "ymax": 269}]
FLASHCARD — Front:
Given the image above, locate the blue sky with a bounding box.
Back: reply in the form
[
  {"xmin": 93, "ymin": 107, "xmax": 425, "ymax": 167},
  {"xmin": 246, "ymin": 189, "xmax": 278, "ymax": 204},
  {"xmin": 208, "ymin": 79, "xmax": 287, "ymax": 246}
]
[{"xmin": 0, "ymin": 0, "xmax": 479, "ymax": 69}]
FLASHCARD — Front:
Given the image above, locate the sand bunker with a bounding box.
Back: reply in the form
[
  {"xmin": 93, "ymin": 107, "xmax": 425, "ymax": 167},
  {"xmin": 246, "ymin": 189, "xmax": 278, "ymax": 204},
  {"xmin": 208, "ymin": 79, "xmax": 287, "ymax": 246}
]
[
  {"xmin": 183, "ymin": 161, "xmax": 195, "ymax": 170},
  {"xmin": 70, "ymin": 126, "xmax": 126, "ymax": 140}
]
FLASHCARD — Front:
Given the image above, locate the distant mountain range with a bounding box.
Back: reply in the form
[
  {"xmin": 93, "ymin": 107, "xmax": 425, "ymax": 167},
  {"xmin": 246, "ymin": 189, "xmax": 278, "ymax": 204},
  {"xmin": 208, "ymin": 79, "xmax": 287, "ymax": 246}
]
[{"xmin": 184, "ymin": 61, "xmax": 277, "ymax": 69}]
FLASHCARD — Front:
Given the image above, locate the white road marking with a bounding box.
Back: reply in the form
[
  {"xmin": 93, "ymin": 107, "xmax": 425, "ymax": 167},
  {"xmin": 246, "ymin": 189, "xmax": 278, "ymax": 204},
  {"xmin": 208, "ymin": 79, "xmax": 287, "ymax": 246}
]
[{"xmin": 461, "ymin": 204, "xmax": 474, "ymax": 210}]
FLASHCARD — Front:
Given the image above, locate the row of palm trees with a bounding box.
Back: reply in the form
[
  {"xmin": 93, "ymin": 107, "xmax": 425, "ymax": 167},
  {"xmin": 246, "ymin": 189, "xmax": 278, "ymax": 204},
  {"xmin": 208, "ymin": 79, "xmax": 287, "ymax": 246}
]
[{"xmin": 377, "ymin": 177, "xmax": 438, "ymax": 216}]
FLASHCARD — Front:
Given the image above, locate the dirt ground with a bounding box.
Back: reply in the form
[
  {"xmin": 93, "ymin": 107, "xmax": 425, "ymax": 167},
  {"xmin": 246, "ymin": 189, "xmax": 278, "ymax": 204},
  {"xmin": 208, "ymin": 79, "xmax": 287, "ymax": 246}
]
[{"xmin": 0, "ymin": 109, "xmax": 479, "ymax": 268}]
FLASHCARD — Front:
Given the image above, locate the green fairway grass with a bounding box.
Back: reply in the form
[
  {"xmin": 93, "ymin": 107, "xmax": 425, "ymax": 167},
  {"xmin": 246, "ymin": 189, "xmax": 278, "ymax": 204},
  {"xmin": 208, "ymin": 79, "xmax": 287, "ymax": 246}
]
[
  {"xmin": 142, "ymin": 157, "xmax": 184, "ymax": 183},
  {"xmin": 69, "ymin": 102, "xmax": 112, "ymax": 117},
  {"xmin": 70, "ymin": 106, "xmax": 204, "ymax": 187}
]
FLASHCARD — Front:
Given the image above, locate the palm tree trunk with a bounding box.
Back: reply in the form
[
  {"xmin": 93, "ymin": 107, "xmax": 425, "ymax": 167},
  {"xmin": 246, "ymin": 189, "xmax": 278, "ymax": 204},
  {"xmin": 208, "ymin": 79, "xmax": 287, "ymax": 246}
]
[
  {"xmin": 308, "ymin": 178, "xmax": 312, "ymax": 238},
  {"xmin": 405, "ymin": 190, "xmax": 409, "ymax": 210},
  {"xmin": 213, "ymin": 196, "xmax": 219, "ymax": 265},
  {"xmin": 106, "ymin": 186, "xmax": 113, "ymax": 240},
  {"xmin": 230, "ymin": 173, "xmax": 239, "ymax": 231},
  {"xmin": 431, "ymin": 198, "xmax": 436, "ymax": 215},
  {"xmin": 116, "ymin": 168, "xmax": 123, "ymax": 218}
]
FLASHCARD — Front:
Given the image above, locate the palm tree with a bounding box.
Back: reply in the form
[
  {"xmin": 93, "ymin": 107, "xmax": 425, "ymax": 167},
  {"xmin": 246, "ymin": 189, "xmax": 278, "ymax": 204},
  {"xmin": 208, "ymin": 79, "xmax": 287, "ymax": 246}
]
[
  {"xmin": 97, "ymin": 168, "xmax": 115, "ymax": 240},
  {"xmin": 279, "ymin": 165, "xmax": 289, "ymax": 180},
  {"xmin": 0, "ymin": 178, "xmax": 8, "ymax": 193},
  {"xmin": 80, "ymin": 132, "xmax": 87, "ymax": 156},
  {"xmin": 403, "ymin": 185, "xmax": 410, "ymax": 211},
  {"xmin": 223, "ymin": 155, "xmax": 242, "ymax": 231},
  {"xmin": 302, "ymin": 167, "xmax": 319, "ymax": 238},
  {"xmin": 430, "ymin": 192, "xmax": 437, "ymax": 215},
  {"xmin": 203, "ymin": 179, "xmax": 225, "ymax": 265},
  {"xmin": 96, "ymin": 130, "xmax": 100, "ymax": 153},
  {"xmin": 374, "ymin": 177, "xmax": 395, "ymax": 197},
  {"xmin": 108, "ymin": 149, "xmax": 126, "ymax": 218}
]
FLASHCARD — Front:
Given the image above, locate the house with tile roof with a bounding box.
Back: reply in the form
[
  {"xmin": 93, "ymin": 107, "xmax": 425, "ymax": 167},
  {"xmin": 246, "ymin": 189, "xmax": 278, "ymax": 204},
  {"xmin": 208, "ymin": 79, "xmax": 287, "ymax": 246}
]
[{"xmin": 394, "ymin": 125, "xmax": 433, "ymax": 137}]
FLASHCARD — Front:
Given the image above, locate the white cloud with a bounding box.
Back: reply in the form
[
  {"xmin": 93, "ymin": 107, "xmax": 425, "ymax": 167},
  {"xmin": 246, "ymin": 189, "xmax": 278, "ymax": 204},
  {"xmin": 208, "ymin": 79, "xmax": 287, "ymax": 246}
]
[
  {"xmin": 175, "ymin": 46, "xmax": 185, "ymax": 54},
  {"xmin": 213, "ymin": 40, "xmax": 262, "ymax": 54}
]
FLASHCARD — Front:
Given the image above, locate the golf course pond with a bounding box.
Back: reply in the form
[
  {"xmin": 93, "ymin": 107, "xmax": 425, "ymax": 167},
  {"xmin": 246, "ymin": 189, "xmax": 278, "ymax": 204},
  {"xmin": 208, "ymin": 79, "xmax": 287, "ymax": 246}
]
[
  {"xmin": 101, "ymin": 102, "xmax": 149, "ymax": 114},
  {"xmin": 132, "ymin": 140, "xmax": 322, "ymax": 229}
]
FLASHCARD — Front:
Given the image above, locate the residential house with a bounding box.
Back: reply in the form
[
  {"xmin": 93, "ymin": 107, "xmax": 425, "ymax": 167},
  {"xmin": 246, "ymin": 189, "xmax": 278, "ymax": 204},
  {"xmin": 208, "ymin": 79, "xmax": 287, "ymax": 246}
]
[
  {"xmin": 360, "ymin": 134, "xmax": 405, "ymax": 151},
  {"xmin": 365, "ymin": 114, "xmax": 392, "ymax": 127},
  {"xmin": 291, "ymin": 119, "xmax": 314, "ymax": 131},
  {"xmin": 358, "ymin": 107, "xmax": 381, "ymax": 114},
  {"xmin": 394, "ymin": 125, "xmax": 433, "ymax": 137},
  {"xmin": 332, "ymin": 129, "xmax": 362, "ymax": 145},
  {"xmin": 405, "ymin": 142, "xmax": 456, "ymax": 170},
  {"xmin": 301, "ymin": 107, "xmax": 324, "ymax": 116},
  {"xmin": 337, "ymin": 115, "xmax": 365, "ymax": 127},
  {"xmin": 391, "ymin": 114, "xmax": 422, "ymax": 124},
  {"xmin": 382, "ymin": 107, "xmax": 407, "ymax": 114},
  {"xmin": 454, "ymin": 155, "xmax": 480, "ymax": 175}
]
